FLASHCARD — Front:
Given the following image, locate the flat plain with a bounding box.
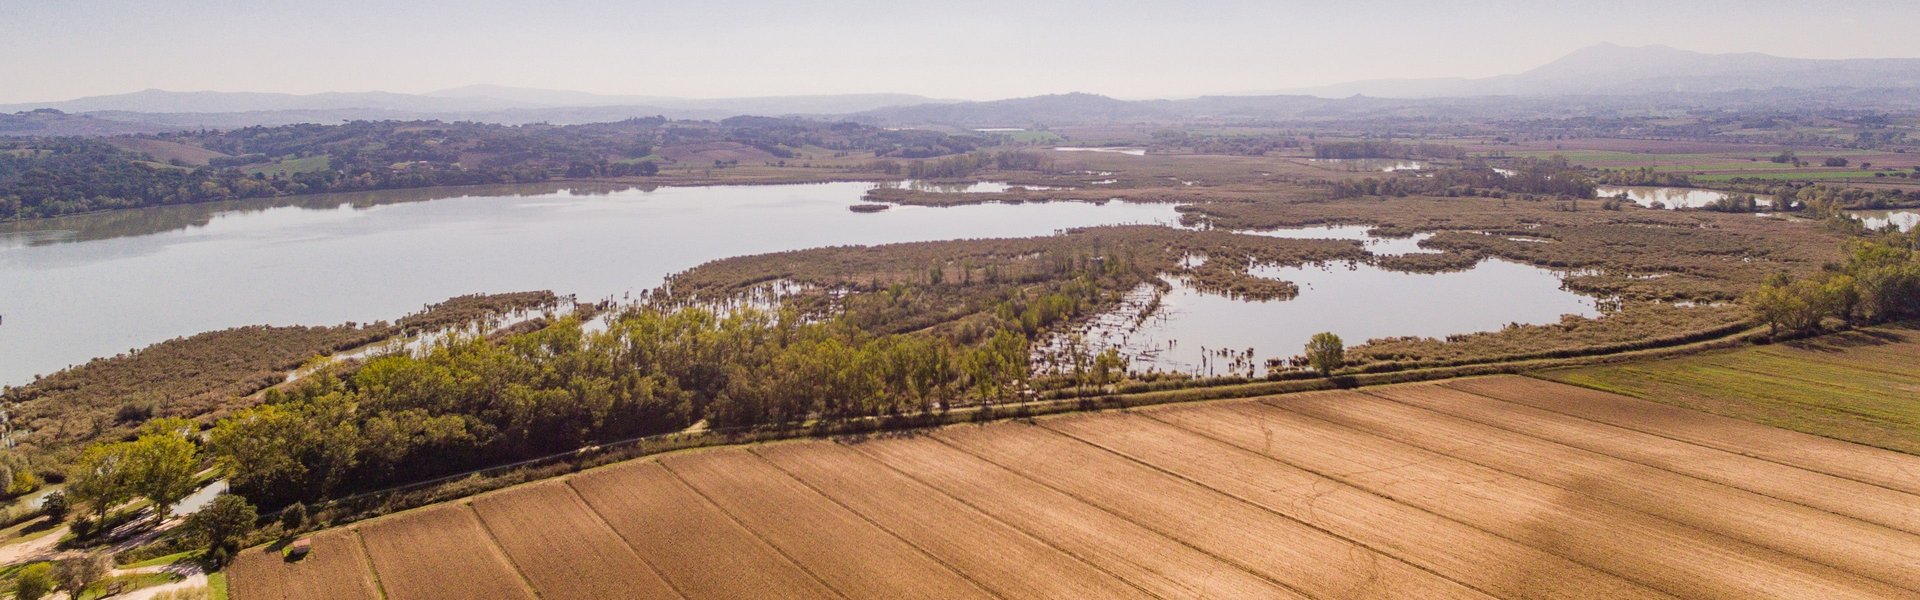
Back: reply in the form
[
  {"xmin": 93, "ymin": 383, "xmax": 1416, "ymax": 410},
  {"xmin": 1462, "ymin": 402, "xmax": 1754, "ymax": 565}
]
[{"xmin": 231, "ymin": 374, "xmax": 1920, "ymax": 600}]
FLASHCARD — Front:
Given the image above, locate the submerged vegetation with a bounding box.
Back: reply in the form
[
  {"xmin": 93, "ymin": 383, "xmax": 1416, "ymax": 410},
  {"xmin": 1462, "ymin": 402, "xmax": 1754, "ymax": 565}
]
[
  {"xmin": 211, "ymin": 306, "xmax": 1032, "ymax": 508},
  {"xmin": 0, "ymin": 292, "xmax": 562, "ymax": 472}
]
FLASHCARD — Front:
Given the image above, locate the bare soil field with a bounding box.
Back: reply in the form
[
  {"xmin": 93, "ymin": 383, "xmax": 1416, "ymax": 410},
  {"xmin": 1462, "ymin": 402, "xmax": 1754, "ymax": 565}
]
[
  {"xmin": 468, "ymin": 482, "xmax": 679, "ymax": 600},
  {"xmin": 355, "ymin": 504, "xmax": 537, "ymax": 600},
  {"xmin": 233, "ymin": 375, "xmax": 1920, "ymax": 600},
  {"xmin": 227, "ymin": 530, "xmax": 380, "ymax": 600}
]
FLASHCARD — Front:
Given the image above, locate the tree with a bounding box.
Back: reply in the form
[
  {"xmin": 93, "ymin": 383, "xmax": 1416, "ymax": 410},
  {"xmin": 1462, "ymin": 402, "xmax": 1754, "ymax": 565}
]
[
  {"xmin": 40, "ymin": 491, "xmax": 68, "ymax": 523},
  {"xmin": 1748, "ymin": 273, "xmax": 1846, "ymax": 335},
  {"xmin": 124, "ymin": 425, "xmax": 200, "ymax": 519},
  {"xmin": 67, "ymin": 443, "xmax": 136, "ymax": 520},
  {"xmin": 52, "ymin": 553, "xmax": 110, "ymax": 598},
  {"xmin": 65, "ymin": 423, "xmax": 199, "ymax": 523},
  {"xmin": 186, "ymin": 494, "xmax": 257, "ymax": 566},
  {"xmin": 12, "ymin": 563, "xmax": 54, "ymax": 600},
  {"xmin": 1305, "ymin": 332, "xmax": 1345, "ymax": 376},
  {"xmin": 279, "ymin": 501, "xmax": 308, "ymax": 531}
]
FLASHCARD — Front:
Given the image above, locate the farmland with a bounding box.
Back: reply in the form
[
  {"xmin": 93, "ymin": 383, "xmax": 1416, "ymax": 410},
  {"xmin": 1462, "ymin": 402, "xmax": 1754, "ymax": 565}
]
[{"xmin": 230, "ymin": 374, "xmax": 1920, "ymax": 600}]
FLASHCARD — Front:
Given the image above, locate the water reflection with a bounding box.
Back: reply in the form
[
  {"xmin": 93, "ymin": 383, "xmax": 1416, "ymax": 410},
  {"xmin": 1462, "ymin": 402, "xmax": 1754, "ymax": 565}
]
[
  {"xmin": 1054, "ymin": 147, "xmax": 1147, "ymax": 156},
  {"xmin": 1308, "ymin": 158, "xmax": 1426, "ymax": 172},
  {"xmin": 1850, "ymin": 210, "xmax": 1919, "ymax": 232},
  {"xmin": 871, "ymin": 180, "xmax": 1066, "ymax": 194},
  {"xmin": 1594, "ymin": 186, "xmax": 1769, "ymax": 210},
  {"xmin": 0, "ymin": 182, "xmax": 1180, "ymax": 386},
  {"xmin": 1059, "ymin": 258, "xmax": 1600, "ymax": 375},
  {"xmin": 1236, "ymin": 225, "xmax": 1437, "ymax": 256},
  {"xmin": 0, "ymin": 182, "xmax": 633, "ymax": 249}
]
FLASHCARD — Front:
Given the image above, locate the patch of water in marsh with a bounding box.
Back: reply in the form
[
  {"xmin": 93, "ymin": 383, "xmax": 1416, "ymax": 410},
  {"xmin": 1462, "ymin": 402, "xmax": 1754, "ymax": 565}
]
[
  {"xmin": 1850, "ymin": 209, "xmax": 1919, "ymax": 232},
  {"xmin": 1235, "ymin": 224, "xmax": 1437, "ymax": 256},
  {"xmin": 1056, "ymin": 258, "xmax": 1600, "ymax": 376},
  {"xmin": 1054, "ymin": 147, "xmax": 1147, "ymax": 156},
  {"xmin": 872, "ymin": 180, "xmax": 1067, "ymax": 193},
  {"xmin": 1596, "ymin": 186, "xmax": 1772, "ymax": 210},
  {"xmin": 1308, "ymin": 158, "xmax": 1426, "ymax": 172}
]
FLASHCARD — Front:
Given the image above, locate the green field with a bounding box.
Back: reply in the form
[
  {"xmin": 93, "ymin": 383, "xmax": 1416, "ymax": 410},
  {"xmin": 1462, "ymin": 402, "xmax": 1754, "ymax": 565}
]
[
  {"xmin": 1692, "ymin": 170, "xmax": 1884, "ymax": 182},
  {"xmin": 1543, "ymin": 323, "xmax": 1920, "ymax": 454},
  {"xmin": 996, "ymin": 130, "xmax": 1063, "ymax": 143},
  {"xmin": 242, "ymin": 155, "xmax": 331, "ymax": 177}
]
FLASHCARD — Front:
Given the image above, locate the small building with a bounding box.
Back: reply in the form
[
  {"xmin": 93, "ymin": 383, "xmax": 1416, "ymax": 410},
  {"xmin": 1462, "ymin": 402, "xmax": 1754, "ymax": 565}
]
[{"xmin": 286, "ymin": 538, "xmax": 312, "ymax": 560}]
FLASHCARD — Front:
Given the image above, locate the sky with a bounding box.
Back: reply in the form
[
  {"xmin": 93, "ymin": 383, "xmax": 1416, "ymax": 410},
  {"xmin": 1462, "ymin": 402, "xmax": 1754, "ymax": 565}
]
[{"xmin": 4, "ymin": 0, "xmax": 1919, "ymax": 103}]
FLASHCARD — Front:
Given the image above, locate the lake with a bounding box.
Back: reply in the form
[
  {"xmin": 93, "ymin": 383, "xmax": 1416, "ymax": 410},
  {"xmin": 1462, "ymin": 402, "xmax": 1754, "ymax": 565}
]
[
  {"xmin": 3, "ymin": 182, "xmax": 1612, "ymax": 387},
  {"xmin": 0, "ymin": 182, "xmax": 1180, "ymax": 386},
  {"xmin": 872, "ymin": 180, "xmax": 1067, "ymax": 193}
]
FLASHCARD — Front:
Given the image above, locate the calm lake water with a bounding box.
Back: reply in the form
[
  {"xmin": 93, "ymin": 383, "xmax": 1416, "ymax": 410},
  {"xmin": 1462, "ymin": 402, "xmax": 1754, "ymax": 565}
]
[
  {"xmin": 1306, "ymin": 158, "xmax": 1426, "ymax": 172},
  {"xmin": 1851, "ymin": 209, "xmax": 1919, "ymax": 232},
  {"xmin": 1054, "ymin": 147, "xmax": 1147, "ymax": 156},
  {"xmin": 0, "ymin": 182, "xmax": 1179, "ymax": 386},
  {"xmin": 873, "ymin": 180, "xmax": 1065, "ymax": 193},
  {"xmin": 3, "ymin": 181, "xmax": 1610, "ymax": 386},
  {"xmin": 1595, "ymin": 186, "xmax": 1766, "ymax": 210},
  {"xmin": 1055, "ymin": 254, "xmax": 1599, "ymax": 376}
]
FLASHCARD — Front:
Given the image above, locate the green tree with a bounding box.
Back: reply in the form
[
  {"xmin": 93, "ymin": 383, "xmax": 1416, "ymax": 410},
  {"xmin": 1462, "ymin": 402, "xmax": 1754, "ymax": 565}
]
[
  {"xmin": 186, "ymin": 494, "xmax": 257, "ymax": 567},
  {"xmin": 125, "ymin": 425, "xmax": 200, "ymax": 519},
  {"xmin": 1305, "ymin": 332, "xmax": 1345, "ymax": 376},
  {"xmin": 12, "ymin": 563, "xmax": 54, "ymax": 600},
  {"xmin": 279, "ymin": 501, "xmax": 308, "ymax": 531},
  {"xmin": 67, "ymin": 443, "xmax": 136, "ymax": 520},
  {"xmin": 40, "ymin": 491, "xmax": 68, "ymax": 523}
]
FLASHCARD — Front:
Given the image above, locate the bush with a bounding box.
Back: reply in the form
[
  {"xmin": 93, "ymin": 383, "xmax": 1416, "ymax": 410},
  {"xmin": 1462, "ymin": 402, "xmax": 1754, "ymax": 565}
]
[
  {"xmin": 279, "ymin": 502, "xmax": 307, "ymax": 531},
  {"xmin": 40, "ymin": 491, "xmax": 67, "ymax": 522},
  {"xmin": 12, "ymin": 563, "xmax": 54, "ymax": 600}
]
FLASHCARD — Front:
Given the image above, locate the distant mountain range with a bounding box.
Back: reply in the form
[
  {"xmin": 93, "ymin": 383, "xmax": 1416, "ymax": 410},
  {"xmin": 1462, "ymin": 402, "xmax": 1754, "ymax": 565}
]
[
  {"xmin": 7, "ymin": 44, "xmax": 1920, "ymax": 135},
  {"xmin": 1283, "ymin": 43, "xmax": 1920, "ymax": 98},
  {"xmin": 0, "ymin": 87, "xmax": 950, "ymax": 127}
]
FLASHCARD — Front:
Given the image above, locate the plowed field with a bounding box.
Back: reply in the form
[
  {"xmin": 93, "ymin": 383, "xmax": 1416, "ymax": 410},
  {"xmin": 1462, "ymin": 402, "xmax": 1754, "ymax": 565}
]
[{"xmin": 233, "ymin": 375, "xmax": 1920, "ymax": 599}]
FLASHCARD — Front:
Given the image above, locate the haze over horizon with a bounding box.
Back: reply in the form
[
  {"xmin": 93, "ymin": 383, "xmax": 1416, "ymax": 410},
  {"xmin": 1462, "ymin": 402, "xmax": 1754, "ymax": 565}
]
[{"xmin": 7, "ymin": 0, "xmax": 1920, "ymax": 104}]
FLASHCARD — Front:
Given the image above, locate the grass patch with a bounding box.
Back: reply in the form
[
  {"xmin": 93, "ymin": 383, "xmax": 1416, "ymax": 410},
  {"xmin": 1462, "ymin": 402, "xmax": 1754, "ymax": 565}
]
[
  {"xmin": 209, "ymin": 571, "xmax": 228, "ymax": 600},
  {"xmin": 77, "ymin": 571, "xmax": 182, "ymax": 600},
  {"xmin": 242, "ymin": 155, "xmax": 331, "ymax": 177},
  {"xmin": 121, "ymin": 549, "xmax": 201, "ymax": 569},
  {"xmin": 1694, "ymin": 170, "xmax": 1881, "ymax": 182},
  {"xmin": 1542, "ymin": 323, "xmax": 1920, "ymax": 454},
  {"xmin": 990, "ymin": 130, "xmax": 1063, "ymax": 143}
]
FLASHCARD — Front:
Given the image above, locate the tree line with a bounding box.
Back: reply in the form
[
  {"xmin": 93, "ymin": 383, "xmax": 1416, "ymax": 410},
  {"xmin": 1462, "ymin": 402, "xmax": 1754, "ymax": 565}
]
[
  {"xmin": 1, "ymin": 117, "xmax": 984, "ymax": 221},
  {"xmin": 1748, "ymin": 239, "xmax": 1920, "ymax": 336},
  {"xmin": 1330, "ymin": 157, "xmax": 1595, "ymax": 199},
  {"xmin": 206, "ymin": 306, "xmax": 1032, "ymax": 509}
]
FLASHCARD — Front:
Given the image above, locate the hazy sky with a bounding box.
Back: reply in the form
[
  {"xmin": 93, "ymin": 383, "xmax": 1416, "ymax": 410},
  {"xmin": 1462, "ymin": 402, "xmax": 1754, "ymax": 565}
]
[{"xmin": 6, "ymin": 0, "xmax": 1919, "ymax": 103}]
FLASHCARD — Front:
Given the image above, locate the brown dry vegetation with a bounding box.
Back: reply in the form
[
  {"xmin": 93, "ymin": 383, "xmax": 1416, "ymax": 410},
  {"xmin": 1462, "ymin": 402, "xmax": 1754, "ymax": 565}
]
[
  {"xmin": 1, "ymin": 324, "xmax": 387, "ymax": 467},
  {"xmin": 105, "ymin": 137, "xmax": 232, "ymax": 166},
  {"xmin": 231, "ymin": 374, "xmax": 1920, "ymax": 600}
]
